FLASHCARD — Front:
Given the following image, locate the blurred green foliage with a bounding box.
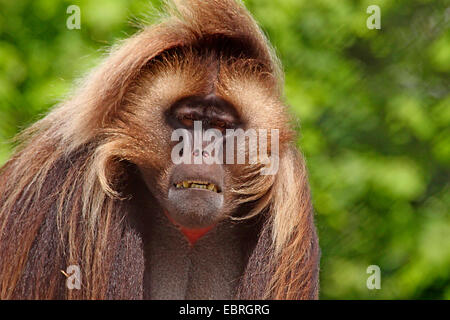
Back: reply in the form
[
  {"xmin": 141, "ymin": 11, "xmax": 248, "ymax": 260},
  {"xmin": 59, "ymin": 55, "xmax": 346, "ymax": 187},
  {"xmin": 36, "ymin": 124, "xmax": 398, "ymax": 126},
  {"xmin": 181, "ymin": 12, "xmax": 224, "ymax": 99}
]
[{"xmin": 0, "ymin": 0, "xmax": 448, "ymax": 299}]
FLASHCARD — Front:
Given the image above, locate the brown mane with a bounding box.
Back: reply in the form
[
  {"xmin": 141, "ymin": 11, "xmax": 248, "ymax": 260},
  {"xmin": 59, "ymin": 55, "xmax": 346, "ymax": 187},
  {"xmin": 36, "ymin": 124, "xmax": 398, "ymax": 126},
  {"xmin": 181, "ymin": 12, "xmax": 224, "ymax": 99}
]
[{"xmin": 0, "ymin": 0, "xmax": 319, "ymax": 299}]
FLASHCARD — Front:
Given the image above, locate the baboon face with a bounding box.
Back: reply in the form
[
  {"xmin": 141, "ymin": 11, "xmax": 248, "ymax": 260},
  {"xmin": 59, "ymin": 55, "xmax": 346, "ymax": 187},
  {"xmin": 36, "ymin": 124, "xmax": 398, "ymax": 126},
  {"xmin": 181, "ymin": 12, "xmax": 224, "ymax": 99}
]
[{"xmin": 116, "ymin": 47, "xmax": 288, "ymax": 230}]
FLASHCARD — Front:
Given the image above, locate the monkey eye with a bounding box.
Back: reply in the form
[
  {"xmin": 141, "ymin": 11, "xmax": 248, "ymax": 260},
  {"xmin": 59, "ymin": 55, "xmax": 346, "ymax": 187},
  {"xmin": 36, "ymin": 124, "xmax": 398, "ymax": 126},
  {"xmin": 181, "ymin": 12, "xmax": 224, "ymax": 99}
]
[
  {"xmin": 178, "ymin": 114, "xmax": 197, "ymax": 128},
  {"xmin": 209, "ymin": 119, "xmax": 228, "ymax": 132}
]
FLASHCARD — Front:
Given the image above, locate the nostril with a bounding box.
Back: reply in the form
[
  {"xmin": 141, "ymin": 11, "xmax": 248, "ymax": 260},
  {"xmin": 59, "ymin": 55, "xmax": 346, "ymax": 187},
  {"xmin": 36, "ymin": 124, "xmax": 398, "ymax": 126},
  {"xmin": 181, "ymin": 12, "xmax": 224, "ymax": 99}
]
[{"xmin": 192, "ymin": 149, "xmax": 209, "ymax": 158}]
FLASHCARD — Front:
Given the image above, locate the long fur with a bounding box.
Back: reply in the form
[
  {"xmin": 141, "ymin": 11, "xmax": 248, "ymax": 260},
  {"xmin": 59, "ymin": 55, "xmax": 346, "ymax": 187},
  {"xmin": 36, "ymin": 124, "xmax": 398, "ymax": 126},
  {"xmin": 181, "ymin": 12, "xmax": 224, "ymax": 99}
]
[{"xmin": 0, "ymin": 0, "xmax": 319, "ymax": 299}]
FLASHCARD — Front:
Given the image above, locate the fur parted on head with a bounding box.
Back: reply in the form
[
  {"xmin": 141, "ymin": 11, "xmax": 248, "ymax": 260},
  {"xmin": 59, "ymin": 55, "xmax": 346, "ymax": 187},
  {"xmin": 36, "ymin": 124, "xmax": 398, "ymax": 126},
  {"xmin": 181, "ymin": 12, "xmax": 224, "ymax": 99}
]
[{"xmin": 0, "ymin": 0, "xmax": 319, "ymax": 299}]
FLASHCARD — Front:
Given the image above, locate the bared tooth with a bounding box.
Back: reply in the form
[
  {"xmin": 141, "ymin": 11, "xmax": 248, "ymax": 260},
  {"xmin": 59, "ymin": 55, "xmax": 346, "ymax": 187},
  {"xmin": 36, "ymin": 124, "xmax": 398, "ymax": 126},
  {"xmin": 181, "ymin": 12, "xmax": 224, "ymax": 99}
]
[{"xmin": 179, "ymin": 180, "xmax": 219, "ymax": 191}]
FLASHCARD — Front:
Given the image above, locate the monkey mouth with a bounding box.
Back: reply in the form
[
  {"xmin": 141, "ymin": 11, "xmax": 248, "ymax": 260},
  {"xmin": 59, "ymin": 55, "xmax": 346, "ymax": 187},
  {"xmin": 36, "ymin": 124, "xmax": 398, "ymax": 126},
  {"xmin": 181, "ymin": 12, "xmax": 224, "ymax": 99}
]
[
  {"xmin": 167, "ymin": 177, "xmax": 224, "ymax": 229},
  {"xmin": 174, "ymin": 180, "xmax": 221, "ymax": 193},
  {"xmin": 166, "ymin": 164, "xmax": 225, "ymax": 229}
]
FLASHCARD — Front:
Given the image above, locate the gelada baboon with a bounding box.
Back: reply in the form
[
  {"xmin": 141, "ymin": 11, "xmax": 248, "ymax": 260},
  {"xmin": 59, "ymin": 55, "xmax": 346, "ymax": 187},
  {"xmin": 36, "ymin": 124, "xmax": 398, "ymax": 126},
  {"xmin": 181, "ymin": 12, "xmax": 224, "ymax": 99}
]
[{"xmin": 0, "ymin": 0, "xmax": 319, "ymax": 299}]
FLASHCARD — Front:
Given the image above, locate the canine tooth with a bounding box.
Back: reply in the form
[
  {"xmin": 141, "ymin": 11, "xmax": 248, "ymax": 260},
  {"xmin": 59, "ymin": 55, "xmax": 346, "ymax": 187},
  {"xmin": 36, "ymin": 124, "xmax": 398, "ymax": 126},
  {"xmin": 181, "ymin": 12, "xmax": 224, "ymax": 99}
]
[
  {"xmin": 213, "ymin": 186, "xmax": 218, "ymax": 192},
  {"xmin": 176, "ymin": 183, "xmax": 182, "ymax": 188},
  {"xmin": 207, "ymin": 184, "xmax": 215, "ymax": 191},
  {"xmin": 183, "ymin": 181, "xmax": 189, "ymax": 188}
]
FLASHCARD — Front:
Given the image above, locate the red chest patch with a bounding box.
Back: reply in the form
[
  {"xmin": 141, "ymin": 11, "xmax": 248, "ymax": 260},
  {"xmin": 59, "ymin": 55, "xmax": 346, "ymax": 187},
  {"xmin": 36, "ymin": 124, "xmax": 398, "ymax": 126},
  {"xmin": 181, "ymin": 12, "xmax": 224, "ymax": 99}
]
[
  {"xmin": 179, "ymin": 225, "xmax": 215, "ymax": 246},
  {"xmin": 164, "ymin": 211, "xmax": 215, "ymax": 246}
]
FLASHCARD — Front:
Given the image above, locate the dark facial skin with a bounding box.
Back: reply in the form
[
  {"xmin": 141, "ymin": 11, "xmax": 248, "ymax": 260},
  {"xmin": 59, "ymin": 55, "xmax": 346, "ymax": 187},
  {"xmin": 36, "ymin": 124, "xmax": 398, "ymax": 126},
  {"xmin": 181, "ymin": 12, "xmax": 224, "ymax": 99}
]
[
  {"xmin": 129, "ymin": 91, "xmax": 260, "ymax": 299},
  {"xmin": 140, "ymin": 94, "xmax": 241, "ymax": 230}
]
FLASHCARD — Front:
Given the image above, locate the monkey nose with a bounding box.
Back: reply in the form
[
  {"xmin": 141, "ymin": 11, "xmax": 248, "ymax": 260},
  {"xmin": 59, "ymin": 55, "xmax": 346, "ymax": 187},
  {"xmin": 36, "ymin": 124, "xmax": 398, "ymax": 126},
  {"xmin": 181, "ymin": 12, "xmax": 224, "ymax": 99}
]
[{"xmin": 192, "ymin": 149, "xmax": 209, "ymax": 158}]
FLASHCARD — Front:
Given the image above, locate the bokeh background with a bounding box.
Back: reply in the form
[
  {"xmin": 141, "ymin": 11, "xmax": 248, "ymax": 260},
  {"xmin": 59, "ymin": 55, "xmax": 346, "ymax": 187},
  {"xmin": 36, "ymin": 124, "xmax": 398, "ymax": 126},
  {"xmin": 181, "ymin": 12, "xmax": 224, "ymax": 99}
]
[{"xmin": 0, "ymin": 0, "xmax": 448, "ymax": 299}]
